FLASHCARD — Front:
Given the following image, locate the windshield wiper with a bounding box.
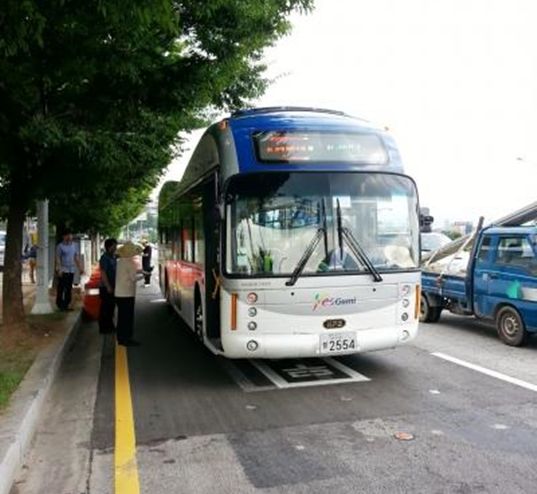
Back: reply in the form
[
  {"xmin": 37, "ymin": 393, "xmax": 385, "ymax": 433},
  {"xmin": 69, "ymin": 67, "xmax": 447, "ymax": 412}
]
[
  {"xmin": 285, "ymin": 228, "xmax": 325, "ymax": 286},
  {"xmin": 336, "ymin": 199, "xmax": 383, "ymax": 282},
  {"xmin": 286, "ymin": 201, "xmax": 328, "ymax": 287},
  {"xmin": 321, "ymin": 198, "xmax": 329, "ymax": 258}
]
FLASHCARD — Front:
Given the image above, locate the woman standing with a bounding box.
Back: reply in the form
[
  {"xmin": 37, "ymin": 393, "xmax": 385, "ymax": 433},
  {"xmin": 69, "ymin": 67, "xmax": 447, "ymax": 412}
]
[
  {"xmin": 99, "ymin": 238, "xmax": 118, "ymax": 334},
  {"xmin": 115, "ymin": 241, "xmax": 143, "ymax": 346}
]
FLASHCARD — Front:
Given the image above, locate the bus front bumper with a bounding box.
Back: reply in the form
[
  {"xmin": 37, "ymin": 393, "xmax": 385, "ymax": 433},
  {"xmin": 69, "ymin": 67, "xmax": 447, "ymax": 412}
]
[{"xmin": 220, "ymin": 324, "xmax": 418, "ymax": 359}]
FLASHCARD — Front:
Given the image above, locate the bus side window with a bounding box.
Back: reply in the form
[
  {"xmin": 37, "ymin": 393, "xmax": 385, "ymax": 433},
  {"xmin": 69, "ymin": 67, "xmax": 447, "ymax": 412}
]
[
  {"xmin": 194, "ymin": 209, "xmax": 205, "ymax": 266},
  {"xmin": 182, "ymin": 220, "xmax": 193, "ymax": 262}
]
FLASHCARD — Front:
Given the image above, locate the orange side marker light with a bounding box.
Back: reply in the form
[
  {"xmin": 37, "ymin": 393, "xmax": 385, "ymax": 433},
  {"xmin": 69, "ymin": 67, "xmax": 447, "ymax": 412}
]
[
  {"xmin": 415, "ymin": 285, "xmax": 421, "ymax": 320},
  {"xmin": 231, "ymin": 293, "xmax": 238, "ymax": 330}
]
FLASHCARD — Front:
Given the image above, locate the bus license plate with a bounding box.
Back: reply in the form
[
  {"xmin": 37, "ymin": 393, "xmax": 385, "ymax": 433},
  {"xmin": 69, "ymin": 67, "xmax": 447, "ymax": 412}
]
[{"xmin": 320, "ymin": 332, "xmax": 357, "ymax": 354}]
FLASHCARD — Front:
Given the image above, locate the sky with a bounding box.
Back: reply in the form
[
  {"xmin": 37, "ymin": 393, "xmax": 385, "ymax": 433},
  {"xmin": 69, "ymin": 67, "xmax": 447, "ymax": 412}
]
[{"xmin": 161, "ymin": 0, "xmax": 537, "ymax": 227}]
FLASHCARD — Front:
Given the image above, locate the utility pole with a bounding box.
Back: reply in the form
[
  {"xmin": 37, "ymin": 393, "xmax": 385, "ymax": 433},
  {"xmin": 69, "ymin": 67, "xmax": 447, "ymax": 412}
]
[{"xmin": 31, "ymin": 200, "xmax": 53, "ymax": 314}]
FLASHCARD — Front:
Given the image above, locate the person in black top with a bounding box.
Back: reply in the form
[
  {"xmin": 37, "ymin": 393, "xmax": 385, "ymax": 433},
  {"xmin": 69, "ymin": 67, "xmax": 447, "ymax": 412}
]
[
  {"xmin": 99, "ymin": 238, "xmax": 117, "ymax": 334},
  {"xmin": 141, "ymin": 239, "xmax": 153, "ymax": 287}
]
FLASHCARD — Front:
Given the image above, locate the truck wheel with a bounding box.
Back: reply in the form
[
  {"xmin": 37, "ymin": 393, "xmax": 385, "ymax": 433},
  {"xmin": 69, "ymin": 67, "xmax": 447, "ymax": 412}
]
[
  {"xmin": 420, "ymin": 294, "xmax": 441, "ymax": 323},
  {"xmin": 496, "ymin": 306, "xmax": 527, "ymax": 346}
]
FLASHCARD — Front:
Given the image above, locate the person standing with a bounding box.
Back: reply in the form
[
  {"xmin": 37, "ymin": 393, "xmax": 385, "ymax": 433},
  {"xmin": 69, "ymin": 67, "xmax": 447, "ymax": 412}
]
[
  {"xmin": 99, "ymin": 238, "xmax": 117, "ymax": 334},
  {"xmin": 141, "ymin": 239, "xmax": 153, "ymax": 287},
  {"xmin": 55, "ymin": 231, "xmax": 84, "ymax": 311},
  {"xmin": 28, "ymin": 243, "xmax": 38, "ymax": 284},
  {"xmin": 115, "ymin": 241, "xmax": 143, "ymax": 346}
]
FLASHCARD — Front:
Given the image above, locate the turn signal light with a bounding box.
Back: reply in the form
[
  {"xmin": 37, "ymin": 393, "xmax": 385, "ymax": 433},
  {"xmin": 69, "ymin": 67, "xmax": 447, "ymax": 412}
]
[
  {"xmin": 247, "ymin": 292, "xmax": 258, "ymax": 305},
  {"xmin": 231, "ymin": 293, "xmax": 238, "ymax": 330},
  {"xmin": 247, "ymin": 340, "xmax": 259, "ymax": 351},
  {"xmin": 415, "ymin": 285, "xmax": 421, "ymax": 319}
]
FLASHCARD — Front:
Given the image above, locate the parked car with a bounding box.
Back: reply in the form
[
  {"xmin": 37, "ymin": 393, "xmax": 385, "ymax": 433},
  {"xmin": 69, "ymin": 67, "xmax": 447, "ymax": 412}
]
[{"xmin": 421, "ymin": 232, "xmax": 451, "ymax": 255}]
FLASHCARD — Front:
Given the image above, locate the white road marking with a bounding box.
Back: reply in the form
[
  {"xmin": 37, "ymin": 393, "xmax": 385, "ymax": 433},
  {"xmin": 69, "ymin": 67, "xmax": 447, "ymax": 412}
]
[
  {"xmin": 217, "ymin": 358, "xmax": 276, "ymax": 393},
  {"xmin": 221, "ymin": 356, "xmax": 371, "ymax": 391},
  {"xmin": 251, "ymin": 358, "xmax": 370, "ymax": 389},
  {"xmin": 432, "ymin": 352, "xmax": 537, "ymax": 393},
  {"xmin": 250, "ymin": 360, "xmax": 294, "ymax": 388},
  {"xmin": 324, "ymin": 357, "xmax": 371, "ymax": 381}
]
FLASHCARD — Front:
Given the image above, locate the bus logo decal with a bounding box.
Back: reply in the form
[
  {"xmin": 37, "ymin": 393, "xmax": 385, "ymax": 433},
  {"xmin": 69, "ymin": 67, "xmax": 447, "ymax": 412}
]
[
  {"xmin": 313, "ymin": 293, "xmax": 357, "ymax": 311},
  {"xmin": 323, "ymin": 318, "xmax": 346, "ymax": 329}
]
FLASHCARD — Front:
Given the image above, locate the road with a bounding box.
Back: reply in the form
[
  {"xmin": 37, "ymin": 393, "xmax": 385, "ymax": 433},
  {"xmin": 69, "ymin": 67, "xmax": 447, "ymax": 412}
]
[{"xmin": 12, "ymin": 282, "xmax": 537, "ymax": 494}]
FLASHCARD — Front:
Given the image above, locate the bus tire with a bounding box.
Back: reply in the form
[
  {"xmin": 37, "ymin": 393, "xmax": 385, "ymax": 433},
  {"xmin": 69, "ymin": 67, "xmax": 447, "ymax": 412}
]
[
  {"xmin": 420, "ymin": 294, "xmax": 441, "ymax": 323},
  {"xmin": 194, "ymin": 291, "xmax": 204, "ymax": 342},
  {"xmin": 496, "ymin": 306, "xmax": 527, "ymax": 347},
  {"xmin": 164, "ymin": 274, "xmax": 175, "ymax": 313}
]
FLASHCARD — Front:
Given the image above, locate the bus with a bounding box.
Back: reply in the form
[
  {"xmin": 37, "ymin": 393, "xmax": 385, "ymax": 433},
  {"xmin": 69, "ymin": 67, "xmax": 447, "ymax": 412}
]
[{"xmin": 158, "ymin": 107, "xmax": 421, "ymax": 358}]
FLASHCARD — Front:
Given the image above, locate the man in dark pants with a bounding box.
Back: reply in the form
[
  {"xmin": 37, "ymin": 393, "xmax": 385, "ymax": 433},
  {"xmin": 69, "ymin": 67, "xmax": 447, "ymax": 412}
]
[
  {"xmin": 115, "ymin": 241, "xmax": 142, "ymax": 346},
  {"xmin": 55, "ymin": 231, "xmax": 84, "ymax": 311},
  {"xmin": 99, "ymin": 238, "xmax": 117, "ymax": 334},
  {"xmin": 141, "ymin": 239, "xmax": 152, "ymax": 287}
]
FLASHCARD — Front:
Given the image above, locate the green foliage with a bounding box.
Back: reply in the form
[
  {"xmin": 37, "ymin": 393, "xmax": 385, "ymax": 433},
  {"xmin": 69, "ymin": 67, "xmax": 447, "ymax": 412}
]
[
  {"xmin": 0, "ymin": 0, "xmax": 313, "ymax": 232},
  {"xmin": 0, "ymin": 0, "xmax": 313, "ymax": 323},
  {"xmin": 442, "ymin": 230, "xmax": 463, "ymax": 241}
]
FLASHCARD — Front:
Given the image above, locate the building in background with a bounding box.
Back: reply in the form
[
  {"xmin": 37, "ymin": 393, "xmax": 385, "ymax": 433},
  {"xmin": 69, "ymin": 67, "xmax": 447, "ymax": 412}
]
[{"xmin": 121, "ymin": 201, "xmax": 158, "ymax": 243}]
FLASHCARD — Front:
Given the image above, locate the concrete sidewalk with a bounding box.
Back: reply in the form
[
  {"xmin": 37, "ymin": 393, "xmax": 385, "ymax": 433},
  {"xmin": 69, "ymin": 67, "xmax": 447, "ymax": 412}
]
[{"xmin": 0, "ymin": 273, "xmax": 85, "ymax": 494}]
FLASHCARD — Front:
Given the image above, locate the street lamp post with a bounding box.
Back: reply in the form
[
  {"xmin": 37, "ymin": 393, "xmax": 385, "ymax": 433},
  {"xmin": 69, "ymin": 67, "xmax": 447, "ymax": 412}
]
[{"xmin": 31, "ymin": 199, "xmax": 53, "ymax": 314}]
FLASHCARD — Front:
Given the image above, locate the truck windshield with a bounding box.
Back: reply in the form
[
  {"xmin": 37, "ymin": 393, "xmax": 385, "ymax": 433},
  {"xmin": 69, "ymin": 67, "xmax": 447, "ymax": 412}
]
[{"xmin": 225, "ymin": 172, "xmax": 419, "ymax": 277}]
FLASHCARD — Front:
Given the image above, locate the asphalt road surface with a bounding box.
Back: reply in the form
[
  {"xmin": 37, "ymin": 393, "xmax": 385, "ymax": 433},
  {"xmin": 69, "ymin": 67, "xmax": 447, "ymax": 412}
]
[{"xmin": 12, "ymin": 282, "xmax": 537, "ymax": 494}]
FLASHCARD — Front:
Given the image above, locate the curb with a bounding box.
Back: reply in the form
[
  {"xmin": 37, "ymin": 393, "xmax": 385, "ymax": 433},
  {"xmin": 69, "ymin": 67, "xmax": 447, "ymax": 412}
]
[{"xmin": 0, "ymin": 312, "xmax": 83, "ymax": 494}]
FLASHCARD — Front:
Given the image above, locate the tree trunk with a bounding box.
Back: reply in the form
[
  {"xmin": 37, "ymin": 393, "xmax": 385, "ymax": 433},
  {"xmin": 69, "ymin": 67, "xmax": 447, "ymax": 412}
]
[{"xmin": 2, "ymin": 199, "xmax": 27, "ymax": 326}]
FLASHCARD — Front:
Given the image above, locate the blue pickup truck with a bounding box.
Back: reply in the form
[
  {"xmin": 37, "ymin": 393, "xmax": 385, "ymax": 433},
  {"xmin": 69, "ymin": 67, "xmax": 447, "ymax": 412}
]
[{"xmin": 421, "ymin": 226, "xmax": 537, "ymax": 346}]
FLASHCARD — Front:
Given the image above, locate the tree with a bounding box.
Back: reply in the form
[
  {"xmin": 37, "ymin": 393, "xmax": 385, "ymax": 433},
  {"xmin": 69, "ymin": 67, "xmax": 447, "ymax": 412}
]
[
  {"xmin": 443, "ymin": 230, "xmax": 463, "ymax": 241},
  {"xmin": 0, "ymin": 0, "xmax": 313, "ymax": 326}
]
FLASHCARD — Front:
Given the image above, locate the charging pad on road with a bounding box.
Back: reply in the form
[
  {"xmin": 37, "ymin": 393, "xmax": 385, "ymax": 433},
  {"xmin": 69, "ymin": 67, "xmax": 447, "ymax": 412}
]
[{"xmin": 220, "ymin": 357, "xmax": 370, "ymax": 391}]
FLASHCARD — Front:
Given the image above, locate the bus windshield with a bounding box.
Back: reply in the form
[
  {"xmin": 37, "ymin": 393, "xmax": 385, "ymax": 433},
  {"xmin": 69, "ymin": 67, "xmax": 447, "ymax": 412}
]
[{"xmin": 225, "ymin": 172, "xmax": 419, "ymax": 277}]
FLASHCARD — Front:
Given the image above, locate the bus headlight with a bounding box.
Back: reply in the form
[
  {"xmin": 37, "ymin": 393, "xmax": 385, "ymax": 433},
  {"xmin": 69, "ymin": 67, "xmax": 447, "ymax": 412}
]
[
  {"xmin": 401, "ymin": 298, "xmax": 410, "ymax": 308},
  {"xmin": 401, "ymin": 312, "xmax": 409, "ymax": 322},
  {"xmin": 248, "ymin": 307, "xmax": 257, "ymax": 317},
  {"xmin": 247, "ymin": 292, "xmax": 258, "ymax": 305},
  {"xmin": 400, "ymin": 285, "xmax": 411, "ymax": 297},
  {"xmin": 247, "ymin": 321, "xmax": 257, "ymax": 331},
  {"xmin": 247, "ymin": 340, "xmax": 259, "ymax": 351}
]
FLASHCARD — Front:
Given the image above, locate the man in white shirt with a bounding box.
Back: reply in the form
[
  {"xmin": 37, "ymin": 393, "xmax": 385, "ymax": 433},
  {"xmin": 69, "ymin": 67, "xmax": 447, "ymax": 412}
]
[{"xmin": 55, "ymin": 231, "xmax": 84, "ymax": 311}]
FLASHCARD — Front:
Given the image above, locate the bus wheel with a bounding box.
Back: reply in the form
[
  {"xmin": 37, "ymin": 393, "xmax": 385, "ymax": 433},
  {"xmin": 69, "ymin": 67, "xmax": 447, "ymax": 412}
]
[
  {"xmin": 164, "ymin": 277, "xmax": 173, "ymax": 311},
  {"xmin": 420, "ymin": 294, "xmax": 441, "ymax": 323},
  {"xmin": 194, "ymin": 298, "xmax": 204, "ymax": 342},
  {"xmin": 496, "ymin": 306, "xmax": 527, "ymax": 346}
]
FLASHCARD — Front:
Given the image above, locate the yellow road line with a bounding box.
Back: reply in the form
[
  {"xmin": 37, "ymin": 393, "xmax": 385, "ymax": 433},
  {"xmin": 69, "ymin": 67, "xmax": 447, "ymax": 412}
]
[{"xmin": 115, "ymin": 344, "xmax": 140, "ymax": 494}]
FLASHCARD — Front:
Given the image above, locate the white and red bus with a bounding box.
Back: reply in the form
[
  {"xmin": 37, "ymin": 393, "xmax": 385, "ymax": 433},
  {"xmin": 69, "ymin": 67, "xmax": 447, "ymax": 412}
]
[{"xmin": 159, "ymin": 107, "xmax": 421, "ymax": 358}]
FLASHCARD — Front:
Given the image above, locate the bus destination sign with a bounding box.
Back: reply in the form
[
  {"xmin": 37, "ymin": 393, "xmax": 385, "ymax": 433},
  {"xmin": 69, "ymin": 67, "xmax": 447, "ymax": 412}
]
[{"xmin": 254, "ymin": 131, "xmax": 388, "ymax": 165}]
